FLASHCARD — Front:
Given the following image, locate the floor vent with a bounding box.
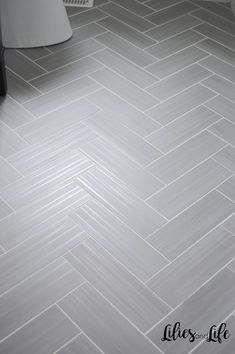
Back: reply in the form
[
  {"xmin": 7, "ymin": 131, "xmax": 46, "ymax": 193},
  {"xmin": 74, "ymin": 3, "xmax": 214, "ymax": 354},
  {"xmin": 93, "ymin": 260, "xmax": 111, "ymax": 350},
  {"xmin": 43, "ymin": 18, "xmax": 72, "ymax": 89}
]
[{"xmin": 63, "ymin": 0, "xmax": 94, "ymax": 7}]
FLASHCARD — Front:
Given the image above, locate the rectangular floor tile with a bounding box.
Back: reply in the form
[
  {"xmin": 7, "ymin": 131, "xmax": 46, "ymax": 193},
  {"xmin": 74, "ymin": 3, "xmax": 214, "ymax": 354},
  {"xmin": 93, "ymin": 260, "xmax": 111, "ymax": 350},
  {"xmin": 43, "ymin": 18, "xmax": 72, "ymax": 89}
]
[
  {"xmin": 88, "ymin": 88, "xmax": 160, "ymax": 137},
  {"xmin": 147, "ymin": 159, "xmax": 232, "ymax": 219},
  {"xmin": 18, "ymin": 46, "xmax": 52, "ymax": 61},
  {"xmin": 90, "ymin": 68, "xmax": 158, "ymax": 111},
  {"xmin": 93, "ymin": 49, "xmax": 157, "ymax": 88},
  {"xmin": 7, "ymin": 70, "xmax": 40, "ymax": 104},
  {"xmin": 146, "ymin": 1, "xmax": 198, "ymax": 25},
  {"xmin": 209, "ymin": 119, "xmax": 235, "ymax": 146},
  {"xmin": 95, "ymin": 31, "xmax": 157, "ymax": 67},
  {"xmin": 145, "ymin": 0, "xmax": 186, "ymax": 11},
  {"xmin": 145, "ymin": 14, "xmax": 202, "ymax": 42},
  {"xmin": 147, "ymin": 64, "xmax": 211, "ymax": 100},
  {"xmin": 146, "ymin": 84, "xmax": 215, "ymax": 125},
  {"xmin": 75, "ymin": 166, "xmax": 166, "ymax": 238},
  {"xmin": 65, "ymin": 238, "xmax": 170, "ymax": 332},
  {"xmin": 200, "ymin": 56, "xmax": 235, "ymax": 83},
  {"xmin": 213, "ymin": 145, "xmax": 235, "ymax": 172},
  {"xmin": 80, "ymin": 137, "xmax": 164, "ymax": 199},
  {"xmin": 0, "ymin": 121, "xmax": 28, "ymax": 158},
  {"xmin": 191, "ymin": 0, "xmax": 235, "ymax": 22},
  {"xmin": 69, "ymin": 8, "xmax": 108, "ymax": 29},
  {"xmin": 206, "ymin": 95, "xmax": 235, "ymax": 124},
  {"xmin": 24, "ymin": 76, "xmax": 100, "ymax": 117},
  {"xmin": 147, "ymin": 30, "xmax": 205, "ymax": 59},
  {"xmin": 148, "ymin": 190, "xmax": 235, "ymax": 260},
  {"xmin": 59, "ymin": 283, "xmax": 161, "ymax": 354},
  {"xmin": 70, "ymin": 200, "xmax": 169, "ymax": 282},
  {"xmin": 203, "ymin": 75, "xmax": 235, "ymax": 102},
  {"xmin": 147, "ymin": 226, "xmax": 235, "ymax": 307},
  {"xmin": 57, "ymin": 333, "xmax": 103, "ymax": 354},
  {"xmin": 218, "ymin": 175, "xmax": 235, "ymax": 202},
  {"xmin": 147, "ymin": 268, "xmax": 235, "ymax": 354},
  {"xmin": 194, "ymin": 23, "xmax": 235, "ymax": 51},
  {"xmin": 83, "ymin": 111, "xmax": 162, "ymax": 166},
  {"xmin": 97, "ymin": 17, "xmax": 155, "ymax": 48},
  {"xmin": 197, "ymin": 39, "xmax": 235, "ymax": 66},
  {"xmin": 0, "ymin": 157, "xmax": 21, "ymax": 189},
  {"xmin": 147, "ymin": 46, "xmax": 208, "ymax": 79},
  {"xmin": 112, "ymin": 0, "xmax": 153, "ymax": 16},
  {"xmin": 147, "ymin": 131, "xmax": 225, "ymax": 184},
  {"xmin": 223, "ymin": 214, "xmax": 235, "ymax": 235},
  {"xmin": 0, "ymin": 198, "xmax": 13, "ymax": 220}
]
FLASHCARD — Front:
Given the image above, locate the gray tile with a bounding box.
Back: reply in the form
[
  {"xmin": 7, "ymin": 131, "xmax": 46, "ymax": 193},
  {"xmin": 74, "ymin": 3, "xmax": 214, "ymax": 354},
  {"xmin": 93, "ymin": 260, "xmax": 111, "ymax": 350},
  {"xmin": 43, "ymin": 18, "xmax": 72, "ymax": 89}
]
[
  {"xmin": 66, "ymin": 0, "xmax": 109, "ymax": 16},
  {"xmin": 5, "ymin": 50, "xmax": 46, "ymax": 81},
  {"xmin": 146, "ymin": 1, "xmax": 198, "ymax": 25},
  {"xmin": 93, "ymin": 49, "xmax": 157, "ymax": 88},
  {"xmin": 75, "ymin": 167, "xmax": 166, "ymax": 237},
  {"xmin": 18, "ymin": 47, "xmax": 52, "ymax": 61},
  {"xmin": 206, "ymin": 95, "xmax": 235, "ymax": 124},
  {"xmin": 219, "ymin": 175, "xmax": 235, "ymax": 202},
  {"xmin": 112, "ymin": 0, "xmax": 153, "ymax": 16},
  {"xmin": 59, "ymin": 283, "xmax": 162, "ymax": 354},
  {"xmin": 30, "ymin": 57, "xmax": 103, "ymax": 93},
  {"xmin": 0, "ymin": 96, "xmax": 35, "ymax": 129},
  {"xmin": 69, "ymin": 8, "xmax": 108, "ymax": 29},
  {"xmin": 83, "ymin": 111, "xmax": 162, "ymax": 166},
  {"xmin": 57, "ymin": 333, "xmax": 103, "ymax": 354},
  {"xmin": 147, "ymin": 64, "xmax": 211, "ymax": 100},
  {"xmin": 203, "ymin": 75, "xmax": 235, "ymax": 102},
  {"xmin": 196, "ymin": 39, "xmax": 235, "ymax": 66},
  {"xmin": 147, "ymin": 30, "xmax": 205, "ymax": 59},
  {"xmin": 0, "ymin": 258, "xmax": 83, "ymax": 341},
  {"xmin": 0, "ymin": 157, "xmax": 21, "ymax": 189},
  {"xmin": 147, "ymin": 46, "xmax": 208, "ymax": 79},
  {"xmin": 36, "ymin": 39, "xmax": 104, "ymax": 71},
  {"xmin": 0, "ymin": 217, "xmax": 87, "ymax": 295},
  {"xmin": 0, "ymin": 306, "xmax": 79, "ymax": 354},
  {"xmin": 88, "ymin": 89, "xmax": 160, "ymax": 137},
  {"xmin": 200, "ymin": 56, "xmax": 235, "ymax": 83},
  {"xmin": 146, "ymin": 84, "xmax": 215, "ymax": 125},
  {"xmin": 70, "ymin": 200, "xmax": 169, "ymax": 282},
  {"xmin": 147, "ymin": 226, "xmax": 235, "ymax": 307},
  {"xmin": 7, "ymin": 70, "xmax": 40, "ymax": 104},
  {"xmin": 147, "ymin": 159, "xmax": 232, "ymax": 219},
  {"xmin": 23, "ymin": 76, "xmax": 100, "ymax": 117},
  {"xmin": 0, "ymin": 121, "xmax": 28, "ymax": 158},
  {"xmin": 223, "ymin": 214, "xmax": 235, "ymax": 235},
  {"xmin": 0, "ymin": 199, "xmax": 13, "ymax": 220},
  {"xmin": 145, "ymin": 14, "xmax": 202, "ymax": 42},
  {"xmin": 147, "ymin": 268, "xmax": 235, "ymax": 354},
  {"xmin": 194, "ymin": 23, "xmax": 235, "ymax": 51},
  {"xmin": 97, "ymin": 17, "xmax": 155, "ymax": 48},
  {"xmin": 65, "ymin": 238, "xmax": 170, "ymax": 332},
  {"xmin": 145, "ymin": 0, "xmax": 185, "ymax": 11},
  {"xmin": 209, "ymin": 119, "xmax": 235, "ymax": 146},
  {"xmin": 147, "ymin": 131, "xmax": 225, "ymax": 184},
  {"xmin": 148, "ymin": 190, "xmax": 235, "ymax": 260},
  {"xmin": 100, "ymin": 2, "xmax": 154, "ymax": 31},
  {"xmin": 95, "ymin": 31, "xmax": 157, "ymax": 67},
  {"xmin": 213, "ymin": 145, "xmax": 235, "ymax": 172},
  {"xmin": 146, "ymin": 106, "xmax": 221, "ymax": 153},
  {"xmin": 80, "ymin": 137, "xmax": 164, "ymax": 199},
  {"xmin": 191, "ymin": 0, "xmax": 235, "ymax": 22},
  {"xmin": 90, "ymin": 68, "xmax": 159, "ymax": 111}
]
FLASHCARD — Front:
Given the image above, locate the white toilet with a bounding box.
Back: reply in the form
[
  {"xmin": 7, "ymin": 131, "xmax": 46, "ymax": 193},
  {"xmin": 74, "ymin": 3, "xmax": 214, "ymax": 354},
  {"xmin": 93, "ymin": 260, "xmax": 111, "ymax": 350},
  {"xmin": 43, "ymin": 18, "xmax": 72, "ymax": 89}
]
[{"xmin": 0, "ymin": 0, "xmax": 72, "ymax": 48}]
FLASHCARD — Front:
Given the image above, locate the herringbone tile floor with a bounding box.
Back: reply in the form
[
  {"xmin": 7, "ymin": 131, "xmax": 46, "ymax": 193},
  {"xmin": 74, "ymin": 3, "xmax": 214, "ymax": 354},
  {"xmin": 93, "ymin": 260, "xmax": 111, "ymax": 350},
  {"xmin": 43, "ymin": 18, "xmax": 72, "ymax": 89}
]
[{"xmin": 0, "ymin": 0, "xmax": 235, "ymax": 353}]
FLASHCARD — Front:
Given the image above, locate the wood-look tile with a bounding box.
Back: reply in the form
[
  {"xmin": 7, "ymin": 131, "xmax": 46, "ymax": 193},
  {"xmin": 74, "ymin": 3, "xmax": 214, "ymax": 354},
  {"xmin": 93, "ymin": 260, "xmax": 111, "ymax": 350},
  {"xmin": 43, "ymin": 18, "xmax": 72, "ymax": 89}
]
[
  {"xmin": 147, "ymin": 30, "xmax": 205, "ymax": 59},
  {"xmin": 209, "ymin": 119, "xmax": 235, "ymax": 146},
  {"xmin": 75, "ymin": 167, "xmax": 166, "ymax": 237},
  {"xmin": 145, "ymin": 14, "xmax": 202, "ymax": 42},
  {"xmin": 147, "ymin": 64, "xmax": 211, "ymax": 100},
  {"xmin": 0, "ymin": 259, "xmax": 83, "ymax": 341},
  {"xmin": 59, "ymin": 283, "xmax": 162, "ymax": 354},
  {"xmin": 146, "ymin": 1, "xmax": 198, "ymax": 25},
  {"xmin": 23, "ymin": 76, "xmax": 100, "ymax": 117},
  {"xmin": 197, "ymin": 39, "xmax": 235, "ymax": 66},
  {"xmin": 147, "ymin": 226, "xmax": 235, "ymax": 307},
  {"xmin": 146, "ymin": 84, "xmax": 215, "ymax": 125},
  {"xmin": 5, "ymin": 50, "xmax": 46, "ymax": 81},
  {"xmin": 0, "ymin": 306, "xmax": 79, "ymax": 354},
  {"xmin": 213, "ymin": 145, "xmax": 235, "ymax": 172},
  {"xmin": 194, "ymin": 23, "xmax": 235, "ymax": 51},
  {"xmin": 95, "ymin": 31, "xmax": 156, "ymax": 67},
  {"xmin": 206, "ymin": 95, "xmax": 235, "ymax": 124},
  {"xmin": 97, "ymin": 17, "xmax": 156, "ymax": 48},
  {"xmin": 93, "ymin": 49, "xmax": 157, "ymax": 88},
  {"xmin": 0, "ymin": 121, "xmax": 28, "ymax": 158},
  {"xmin": 65, "ymin": 238, "xmax": 170, "ymax": 332},
  {"xmin": 90, "ymin": 68, "xmax": 159, "ymax": 111},
  {"xmin": 191, "ymin": 0, "xmax": 235, "ymax": 22},
  {"xmin": 146, "ymin": 106, "xmax": 221, "ymax": 153},
  {"xmin": 219, "ymin": 175, "xmax": 235, "ymax": 202},
  {"xmin": 36, "ymin": 39, "xmax": 104, "ymax": 71},
  {"xmin": 147, "ymin": 131, "xmax": 225, "ymax": 184},
  {"xmin": 70, "ymin": 200, "xmax": 169, "ymax": 282},
  {"xmin": 147, "ymin": 46, "xmax": 208, "ymax": 79},
  {"xmin": 223, "ymin": 214, "xmax": 235, "ymax": 236},
  {"xmin": 88, "ymin": 89, "xmax": 160, "ymax": 137},
  {"xmin": 148, "ymin": 190, "xmax": 235, "ymax": 260},
  {"xmin": 145, "ymin": 0, "xmax": 185, "ymax": 11},
  {"xmin": 80, "ymin": 138, "xmax": 164, "ymax": 199},
  {"xmin": 203, "ymin": 75, "xmax": 235, "ymax": 102},
  {"xmin": 147, "ymin": 159, "xmax": 232, "ymax": 219},
  {"xmin": 57, "ymin": 333, "xmax": 103, "ymax": 354},
  {"xmin": 200, "ymin": 56, "xmax": 235, "ymax": 83},
  {"xmin": 18, "ymin": 47, "xmax": 52, "ymax": 61},
  {"xmin": 0, "ymin": 96, "xmax": 35, "ymax": 129},
  {"xmin": 83, "ymin": 111, "xmax": 162, "ymax": 166},
  {"xmin": 0, "ymin": 198, "xmax": 13, "ymax": 220},
  {"xmin": 112, "ymin": 0, "xmax": 153, "ymax": 16},
  {"xmin": 0, "ymin": 157, "xmax": 21, "ymax": 189},
  {"xmin": 100, "ymin": 2, "xmax": 154, "ymax": 32},
  {"xmin": 147, "ymin": 268, "xmax": 235, "ymax": 354},
  {"xmin": 228, "ymin": 258, "xmax": 235, "ymax": 273},
  {"xmin": 69, "ymin": 8, "xmax": 108, "ymax": 29}
]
